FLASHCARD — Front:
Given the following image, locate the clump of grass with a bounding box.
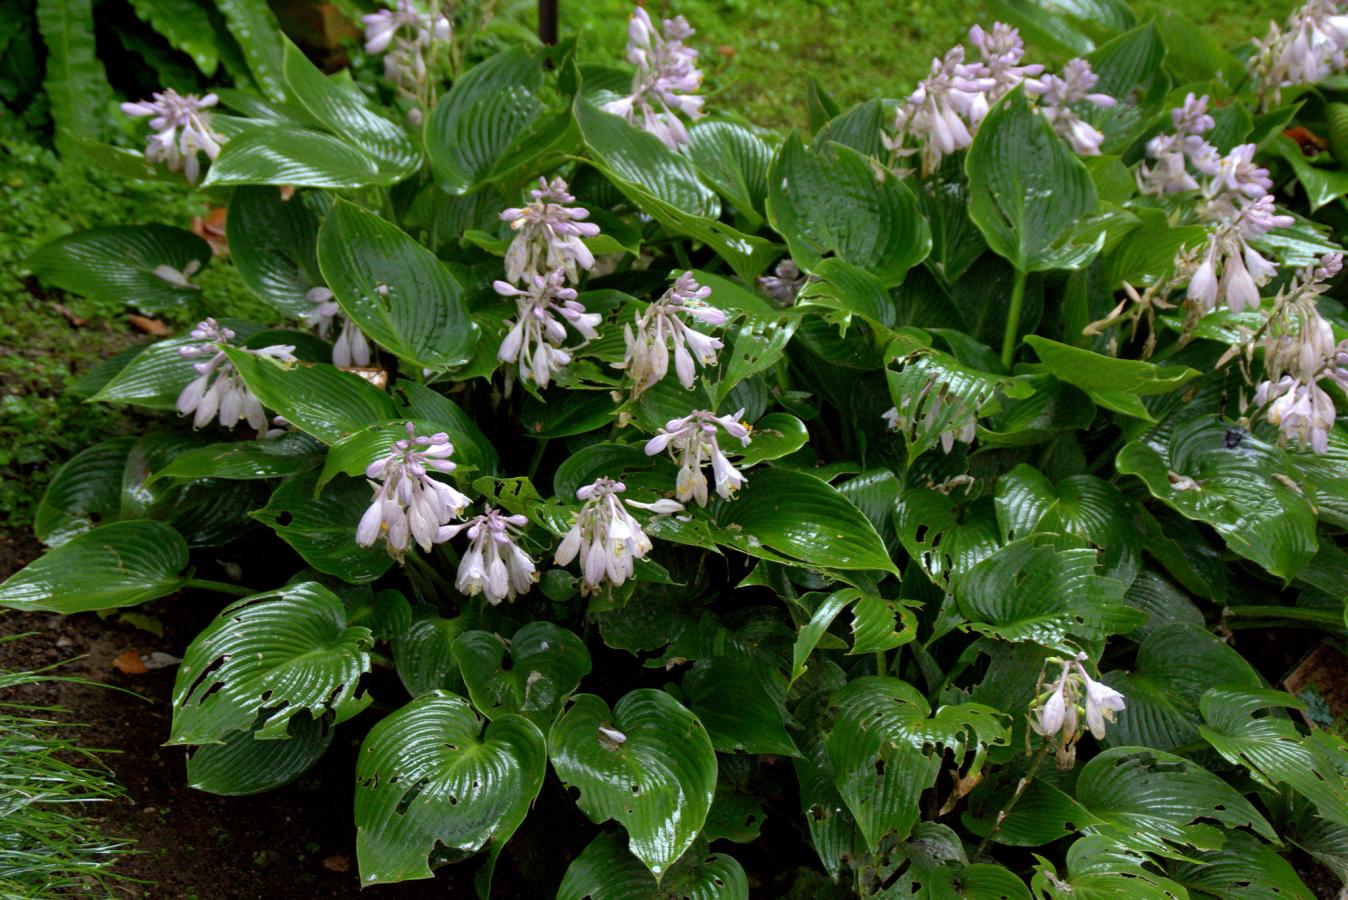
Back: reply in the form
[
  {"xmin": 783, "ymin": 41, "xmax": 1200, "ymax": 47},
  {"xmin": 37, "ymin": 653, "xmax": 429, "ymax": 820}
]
[{"xmin": 0, "ymin": 639, "xmax": 134, "ymax": 897}]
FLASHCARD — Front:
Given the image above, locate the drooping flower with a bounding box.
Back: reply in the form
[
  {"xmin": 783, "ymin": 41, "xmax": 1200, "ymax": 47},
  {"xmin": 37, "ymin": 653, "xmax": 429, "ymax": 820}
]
[
  {"xmin": 176, "ymin": 319, "xmax": 295, "ymax": 431},
  {"xmin": 1251, "ymin": 0, "xmax": 1348, "ymax": 104},
  {"xmin": 1186, "ymin": 193, "xmax": 1293, "ymax": 314},
  {"xmin": 121, "ymin": 89, "xmax": 224, "ymax": 183},
  {"xmin": 1026, "ymin": 59, "xmax": 1116, "ymax": 155},
  {"xmin": 362, "ymin": 0, "xmax": 451, "ymax": 92},
  {"xmin": 644, "ymin": 409, "xmax": 752, "ymax": 506},
  {"xmin": 356, "ymin": 423, "xmax": 471, "ymax": 556},
  {"xmin": 759, "ymin": 258, "xmax": 808, "ymax": 306},
  {"xmin": 500, "ymin": 177, "xmax": 601, "ymax": 285},
  {"xmin": 1077, "ymin": 667, "xmax": 1127, "ymax": 740},
  {"xmin": 1257, "ymin": 376, "xmax": 1338, "ymax": 454},
  {"xmin": 1032, "ymin": 661, "xmax": 1073, "ymax": 738},
  {"xmin": 966, "ymin": 22, "xmax": 1043, "ymax": 121},
  {"xmin": 438, "ymin": 507, "xmax": 537, "ymax": 605},
  {"xmin": 884, "ymin": 46, "xmax": 994, "ymax": 175},
  {"xmin": 1030, "ymin": 653, "xmax": 1127, "ymax": 749},
  {"xmin": 493, "ymin": 268, "xmax": 602, "ymax": 388},
  {"xmin": 616, "ymin": 272, "xmax": 726, "ymax": 398},
  {"xmin": 553, "ymin": 478, "xmax": 681, "ymax": 591},
  {"xmin": 603, "ymin": 6, "xmax": 705, "ymax": 149},
  {"xmin": 304, "ymin": 287, "xmax": 373, "ymax": 368}
]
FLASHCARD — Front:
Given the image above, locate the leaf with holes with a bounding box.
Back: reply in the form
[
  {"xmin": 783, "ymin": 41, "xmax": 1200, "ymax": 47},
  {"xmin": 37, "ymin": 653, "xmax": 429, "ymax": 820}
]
[
  {"xmin": 451, "ymin": 622, "xmax": 591, "ymax": 731},
  {"xmin": 894, "ymin": 490, "xmax": 1002, "ymax": 590},
  {"xmin": 354, "ymin": 692, "xmax": 546, "ymax": 887},
  {"xmin": 169, "ymin": 582, "xmax": 373, "ymax": 745},
  {"xmin": 187, "ymin": 711, "xmax": 333, "ymax": 796},
  {"xmin": 251, "ymin": 471, "xmax": 394, "ymax": 584},
  {"xmin": 549, "ymin": 689, "xmax": 717, "ymax": 881}
]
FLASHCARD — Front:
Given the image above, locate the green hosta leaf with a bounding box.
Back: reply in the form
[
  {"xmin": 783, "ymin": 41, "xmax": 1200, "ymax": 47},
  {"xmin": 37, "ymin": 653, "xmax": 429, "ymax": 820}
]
[
  {"xmin": 1116, "ymin": 417, "xmax": 1318, "ymax": 581},
  {"xmin": 36, "ymin": 0, "xmax": 113, "ymax": 142},
  {"xmin": 396, "ymin": 381, "xmax": 498, "ymax": 474},
  {"xmin": 793, "ymin": 698, "xmax": 864, "ymax": 881},
  {"xmin": 89, "ymin": 335, "xmax": 199, "ymax": 410},
  {"xmin": 170, "ymin": 582, "xmax": 373, "ymax": 744},
  {"xmin": 1029, "ymin": 835, "xmax": 1190, "ymax": 899},
  {"xmin": 796, "ymin": 257, "xmax": 896, "ymax": 330},
  {"xmin": 204, "ymin": 125, "xmax": 387, "ymax": 188},
  {"xmin": 956, "ymin": 537, "xmax": 1142, "ymax": 647},
  {"xmin": 682, "ymin": 656, "xmax": 798, "ymax": 757},
  {"xmin": 558, "ymin": 832, "xmax": 748, "ymax": 900},
  {"xmin": 713, "ymin": 315, "xmax": 801, "ymax": 406},
  {"xmin": 1277, "ymin": 136, "xmax": 1348, "ymax": 212},
  {"xmin": 1168, "ymin": 830, "xmax": 1314, "ymax": 899},
  {"xmin": 251, "ymin": 471, "xmax": 394, "ymax": 584},
  {"xmin": 767, "ymin": 134, "xmax": 930, "ymax": 286},
  {"xmin": 29, "ymin": 225, "xmax": 211, "ymax": 313},
  {"xmin": 34, "ymin": 437, "xmax": 135, "ymax": 545},
  {"xmin": 575, "ymin": 100, "xmax": 778, "ymax": 283},
  {"xmin": 223, "ymin": 347, "xmax": 398, "ymax": 443},
  {"xmin": 737, "ymin": 413, "xmax": 808, "ymax": 466},
  {"xmin": 186, "ymin": 712, "xmax": 332, "ymax": 796},
  {"xmin": 153, "ymin": 432, "xmax": 325, "ymax": 482},
  {"xmin": 704, "ymin": 758, "xmax": 767, "ymax": 843},
  {"xmin": 281, "ymin": 38, "xmax": 418, "ymax": 180},
  {"xmin": 0, "ymin": 521, "xmax": 188, "ymax": 612},
  {"xmin": 318, "ymin": 418, "xmax": 480, "ymax": 491},
  {"xmin": 552, "ymin": 443, "xmax": 654, "ymax": 501},
  {"xmin": 995, "ymin": 465, "xmax": 1139, "ymax": 586},
  {"xmin": 214, "ymin": 0, "xmax": 286, "ymax": 99},
  {"xmin": 1081, "ymin": 22, "xmax": 1169, "ymax": 154},
  {"xmin": 921, "ymin": 153, "xmax": 988, "ymax": 285},
  {"xmin": 345, "ymin": 587, "xmax": 412, "ymax": 642},
  {"xmin": 711, "ymin": 467, "xmax": 897, "ymax": 574},
  {"xmin": 549, "ymin": 689, "xmax": 717, "ymax": 881},
  {"xmin": 127, "ymin": 0, "xmax": 218, "ymax": 74},
  {"xmin": 825, "ymin": 677, "xmax": 1008, "ymax": 851},
  {"xmin": 393, "ymin": 612, "xmax": 468, "ymax": 697},
  {"xmin": 1075, "ymin": 747, "xmax": 1276, "ymax": 857},
  {"xmin": 687, "ymin": 118, "xmax": 774, "ymax": 228},
  {"xmin": 1103, "ymin": 623, "xmax": 1260, "ymax": 752},
  {"xmin": 894, "ymin": 490, "xmax": 1002, "ymax": 590},
  {"xmin": 849, "ymin": 595, "xmax": 917, "ymax": 656},
  {"xmin": 966, "ymin": 89, "xmax": 1100, "ymax": 272},
  {"xmin": 227, "ymin": 187, "xmax": 330, "ymax": 318},
  {"xmin": 354, "ymin": 692, "xmax": 546, "ymax": 886},
  {"xmin": 1024, "ymin": 336, "xmax": 1199, "ymax": 397},
  {"xmin": 976, "ymin": 374, "xmax": 1096, "ymax": 446},
  {"xmin": 451, "ymin": 622, "xmax": 591, "ymax": 731},
  {"xmin": 790, "ymin": 589, "xmax": 860, "ymax": 686},
  {"xmin": 317, "ymin": 200, "xmax": 478, "ymax": 370},
  {"xmin": 1200, "ymin": 688, "xmax": 1348, "ymax": 827}
]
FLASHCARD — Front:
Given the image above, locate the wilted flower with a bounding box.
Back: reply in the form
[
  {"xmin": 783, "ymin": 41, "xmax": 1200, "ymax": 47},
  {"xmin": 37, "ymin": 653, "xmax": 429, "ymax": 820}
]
[
  {"xmin": 121, "ymin": 89, "xmax": 223, "ymax": 183},
  {"xmin": 616, "ymin": 272, "xmax": 726, "ymax": 398},
  {"xmin": 1257, "ymin": 376, "xmax": 1337, "ymax": 454},
  {"xmin": 500, "ymin": 177, "xmax": 601, "ymax": 285},
  {"xmin": 494, "ymin": 268, "xmax": 602, "ymax": 388},
  {"xmin": 438, "ymin": 507, "xmax": 537, "ymax": 604},
  {"xmin": 603, "ymin": 6, "xmax": 704, "ymax": 149},
  {"xmin": 304, "ymin": 287, "xmax": 373, "ymax": 368},
  {"xmin": 644, "ymin": 408, "xmax": 752, "ymax": 506},
  {"xmin": 1186, "ymin": 193, "xmax": 1293, "ymax": 314},
  {"xmin": 1026, "ymin": 59, "xmax": 1116, "ymax": 155},
  {"xmin": 759, "ymin": 258, "xmax": 808, "ymax": 306},
  {"xmin": 554, "ymin": 477, "xmax": 681, "ymax": 591},
  {"xmin": 176, "ymin": 319, "xmax": 294, "ymax": 431},
  {"xmin": 356, "ymin": 423, "xmax": 471, "ymax": 556}
]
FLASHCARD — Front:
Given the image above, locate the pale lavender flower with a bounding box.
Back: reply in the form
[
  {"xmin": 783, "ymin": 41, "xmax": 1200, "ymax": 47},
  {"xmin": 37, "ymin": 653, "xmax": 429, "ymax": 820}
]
[
  {"xmin": 121, "ymin": 89, "xmax": 223, "ymax": 183},
  {"xmin": 1031, "ymin": 660, "xmax": 1074, "ymax": 738},
  {"xmin": 644, "ymin": 408, "xmax": 752, "ymax": 506},
  {"xmin": 882, "ymin": 373, "xmax": 978, "ymax": 454},
  {"xmin": 356, "ymin": 422, "xmax": 471, "ymax": 556},
  {"xmin": 759, "ymin": 258, "xmax": 808, "ymax": 306},
  {"xmin": 967, "ymin": 22, "xmax": 1043, "ymax": 121},
  {"xmin": 1172, "ymin": 92, "xmax": 1216, "ymax": 136},
  {"xmin": 1027, "ymin": 59, "xmax": 1115, "ymax": 155},
  {"xmin": 1139, "ymin": 134, "xmax": 1201, "ymax": 195},
  {"xmin": 500, "ymin": 177, "xmax": 601, "ymax": 285},
  {"xmin": 304, "ymin": 287, "xmax": 373, "ymax": 368},
  {"xmin": 1258, "ymin": 376, "xmax": 1337, "ymax": 454},
  {"xmin": 1077, "ymin": 666, "xmax": 1127, "ymax": 739},
  {"xmin": 884, "ymin": 46, "xmax": 994, "ymax": 174},
  {"xmin": 1251, "ymin": 0, "xmax": 1348, "ymax": 102},
  {"xmin": 553, "ymin": 477, "xmax": 681, "ymax": 591},
  {"xmin": 175, "ymin": 319, "xmax": 295, "ymax": 431},
  {"xmin": 438, "ymin": 507, "xmax": 536, "ymax": 604},
  {"xmin": 1187, "ymin": 194, "xmax": 1293, "ymax": 314},
  {"xmin": 603, "ymin": 6, "xmax": 705, "ymax": 149},
  {"xmin": 1031, "ymin": 654, "xmax": 1126, "ymax": 743},
  {"xmin": 494, "ymin": 268, "xmax": 601, "ymax": 388},
  {"xmin": 616, "ymin": 272, "xmax": 726, "ymax": 397}
]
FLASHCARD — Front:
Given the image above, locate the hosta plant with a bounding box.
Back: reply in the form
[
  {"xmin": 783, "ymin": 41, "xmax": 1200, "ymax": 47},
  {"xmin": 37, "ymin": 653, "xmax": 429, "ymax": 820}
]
[{"xmin": 7, "ymin": 1, "xmax": 1348, "ymax": 896}]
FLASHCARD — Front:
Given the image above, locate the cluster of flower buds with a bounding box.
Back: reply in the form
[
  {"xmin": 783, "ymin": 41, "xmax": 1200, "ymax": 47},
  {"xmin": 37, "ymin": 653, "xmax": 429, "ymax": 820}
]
[
  {"xmin": 1251, "ymin": 0, "xmax": 1348, "ymax": 107},
  {"xmin": 501, "ymin": 178, "xmax": 601, "ymax": 285},
  {"xmin": 603, "ymin": 6, "xmax": 705, "ymax": 149},
  {"xmin": 644, "ymin": 409, "xmax": 752, "ymax": 506},
  {"xmin": 176, "ymin": 319, "xmax": 294, "ymax": 431},
  {"xmin": 882, "ymin": 370, "xmax": 979, "ymax": 455},
  {"xmin": 758, "ymin": 258, "xmax": 808, "ymax": 307},
  {"xmin": 361, "ymin": 0, "xmax": 452, "ymax": 122},
  {"xmin": 121, "ymin": 90, "xmax": 224, "ymax": 183},
  {"xmin": 1253, "ymin": 254, "xmax": 1348, "ymax": 453},
  {"xmin": 438, "ymin": 507, "xmax": 537, "ymax": 605},
  {"xmin": 616, "ymin": 272, "xmax": 726, "ymax": 399},
  {"xmin": 356, "ymin": 423, "xmax": 472, "ymax": 557},
  {"xmin": 1030, "ymin": 653, "xmax": 1127, "ymax": 768},
  {"xmin": 884, "ymin": 22, "xmax": 1112, "ymax": 175},
  {"xmin": 554, "ymin": 478, "xmax": 681, "ymax": 592},
  {"xmin": 304, "ymin": 287, "xmax": 373, "ymax": 368},
  {"xmin": 493, "ymin": 270, "xmax": 602, "ymax": 388}
]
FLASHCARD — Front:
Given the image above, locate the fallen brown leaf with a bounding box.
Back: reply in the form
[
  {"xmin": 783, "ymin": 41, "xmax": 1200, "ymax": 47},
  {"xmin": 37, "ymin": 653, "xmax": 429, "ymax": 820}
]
[
  {"xmin": 127, "ymin": 314, "xmax": 172, "ymax": 336},
  {"xmin": 53, "ymin": 303, "xmax": 86, "ymax": 327},
  {"xmin": 112, "ymin": 648, "xmax": 147, "ymax": 675},
  {"xmin": 322, "ymin": 855, "xmax": 351, "ymax": 873}
]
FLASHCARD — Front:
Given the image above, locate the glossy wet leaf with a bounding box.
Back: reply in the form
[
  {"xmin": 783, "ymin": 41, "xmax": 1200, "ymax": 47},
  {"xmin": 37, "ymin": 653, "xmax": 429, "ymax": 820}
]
[
  {"xmin": 682, "ymin": 656, "xmax": 798, "ymax": 757},
  {"xmin": 687, "ymin": 118, "xmax": 774, "ymax": 228},
  {"xmin": 186, "ymin": 712, "xmax": 332, "ymax": 796},
  {"xmin": 557, "ymin": 832, "xmax": 748, "ymax": 900},
  {"xmin": 152, "ymin": 433, "xmax": 325, "ymax": 482},
  {"xmin": 393, "ymin": 612, "xmax": 468, "ymax": 697},
  {"xmin": 29, "ymin": 224, "xmax": 211, "ymax": 313},
  {"xmin": 34, "ymin": 437, "xmax": 136, "ymax": 545},
  {"xmin": 251, "ymin": 471, "xmax": 395, "ymax": 584},
  {"xmin": 227, "ymin": 186, "xmax": 331, "ymax": 318},
  {"xmin": 452, "ymin": 621, "xmax": 591, "ymax": 731}
]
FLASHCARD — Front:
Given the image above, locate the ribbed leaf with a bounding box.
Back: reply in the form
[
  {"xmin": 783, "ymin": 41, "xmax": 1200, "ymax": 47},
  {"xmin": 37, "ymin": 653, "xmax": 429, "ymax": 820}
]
[
  {"xmin": 1168, "ymin": 831, "xmax": 1313, "ymax": 899},
  {"xmin": 1024, "ymin": 336, "xmax": 1198, "ymax": 397},
  {"xmin": 767, "ymin": 133, "xmax": 930, "ymax": 286},
  {"xmin": 558, "ymin": 832, "xmax": 748, "ymax": 900},
  {"xmin": 395, "ymin": 381, "xmax": 499, "ymax": 475},
  {"xmin": 452, "ymin": 622, "xmax": 591, "ymax": 731},
  {"xmin": 0, "ymin": 520, "xmax": 188, "ymax": 612},
  {"xmin": 153, "ymin": 432, "xmax": 325, "ymax": 482},
  {"xmin": 682, "ymin": 656, "xmax": 798, "ymax": 757},
  {"xmin": 1029, "ymin": 835, "xmax": 1190, "ymax": 899},
  {"xmin": 894, "ymin": 490, "xmax": 1002, "ymax": 590},
  {"xmin": 204, "ymin": 126, "xmax": 383, "ymax": 188},
  {"xmin": 29, "ymin": 225, "xmax": 212, "ymax": 313},
  {"xmin": 36, "ymin": 0, "xmax": 113, "ymax": 141},
  {"xmin": 317, "ymin": 200, "xmax": 479, "ymax": 370},
  {"xmin": 214, "ymin": 0, "xmax": 286, "ymax": 99},
  {"xmin": 186, "ymin": 712, "xmax": 332, "ymax": 796},
  {"xmin": 549, "ymin": 690, "xmax": 717, "ymax": 881},
  {"xmin": 688, "ymin": 119, "xmax": 774, "ymax": 228},
  {"xmin": 393, "ymin": 612, "xmax": 468, "ymax": 697},
  {"xmin": 34, "ymin": 437, "xmax": 135, "ymax": 546},
  {"xmin": 251, "ymin": 471, "xmax": 394, "ymax": 584},
  {"xmin": 170, "ymin": 582, "xmax": 372, "ymax": 744},
  {"xmin": 1081, "ymin": 23, "xmax": 1169, "ymax": 154},
  {"xmin": 966, "ymin": 89, "xmax": 1100, "ymax": 272},
  {"xmin": 127, "ymin": 0, "xmax": 218, "ymax": 75},
  {"xmin": 227, "ymin": 187, "xmax": 330, "ymax": 317},
  {"xmin": 354, "ymin": 692, "xmax": 545, "ymax": 886}
]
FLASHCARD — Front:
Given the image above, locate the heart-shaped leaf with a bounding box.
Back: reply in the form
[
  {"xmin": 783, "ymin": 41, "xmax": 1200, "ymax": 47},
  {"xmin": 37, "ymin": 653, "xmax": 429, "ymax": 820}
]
[
  {"xmin": 557, "ymin": 832, "xmax": 748, "ymax": 900},
  {"xmin": 452, "ymin": 621, "xmax": 592, "ymax": 731},
  {"xmin": 550, "ymin": 689, "xmax": 717, "ymax": 880},
  {"xmin": 687, "ymin": 118, "xmax": 774, "ymax": 229}
]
